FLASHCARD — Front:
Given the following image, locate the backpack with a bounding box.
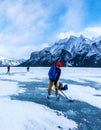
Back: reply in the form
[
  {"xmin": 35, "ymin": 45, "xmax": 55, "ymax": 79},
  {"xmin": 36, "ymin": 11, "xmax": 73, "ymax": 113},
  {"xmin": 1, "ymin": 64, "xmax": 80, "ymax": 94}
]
[
  {"xmin": 63, "ymin": 84, "xmax": 68, "ymax": 90},
  {"xmin": 59, "ymin": 82, "xmax": 68, "ymax": 90}
]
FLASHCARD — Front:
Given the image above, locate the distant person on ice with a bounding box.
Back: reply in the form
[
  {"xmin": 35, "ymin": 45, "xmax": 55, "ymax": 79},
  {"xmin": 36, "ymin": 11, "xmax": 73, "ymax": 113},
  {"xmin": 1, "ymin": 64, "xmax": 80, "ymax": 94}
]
[
  {"xmin": 47, "ymin": 61, "xmax": 62, "ymax": 99},
  {"xmin": 7, "ymin": 65, "xmax": 10, "ymax": 73},
  {"xmin": 27, "ymin": 66, "xmax": 29, "ymax": 72}
]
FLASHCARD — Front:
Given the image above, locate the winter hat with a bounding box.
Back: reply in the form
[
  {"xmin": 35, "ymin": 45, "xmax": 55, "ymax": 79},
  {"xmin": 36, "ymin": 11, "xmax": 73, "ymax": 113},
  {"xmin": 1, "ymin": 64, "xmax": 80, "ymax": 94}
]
[{"xmin": 56, "ymin": 61, "xmax": 62, "ymax": 67}]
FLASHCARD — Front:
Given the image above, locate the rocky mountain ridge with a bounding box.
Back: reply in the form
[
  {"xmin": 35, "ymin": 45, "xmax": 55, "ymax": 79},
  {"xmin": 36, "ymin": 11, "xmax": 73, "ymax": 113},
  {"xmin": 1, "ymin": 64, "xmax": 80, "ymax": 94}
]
[
  {"xmin": 0, "ymin": 56, "xmax": 25, "ymax": 67},
  {"xmin": 20, "ymin": 35, "xmax": 101, "ymax": 67}
]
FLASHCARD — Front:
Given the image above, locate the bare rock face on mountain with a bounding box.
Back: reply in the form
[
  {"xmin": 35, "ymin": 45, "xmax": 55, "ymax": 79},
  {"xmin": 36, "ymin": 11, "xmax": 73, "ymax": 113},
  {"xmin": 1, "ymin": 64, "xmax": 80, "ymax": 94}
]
[{"xmin": 20, "ymin": 35, "xmax": 101, "ymax": 67}]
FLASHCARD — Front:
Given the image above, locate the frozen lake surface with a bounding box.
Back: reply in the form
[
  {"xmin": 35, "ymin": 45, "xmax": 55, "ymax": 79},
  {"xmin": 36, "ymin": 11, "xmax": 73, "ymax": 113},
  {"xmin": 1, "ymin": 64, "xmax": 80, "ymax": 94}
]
[{"xmin": 0, "ymin": 67, "xmax": 101, "ymax": 130}]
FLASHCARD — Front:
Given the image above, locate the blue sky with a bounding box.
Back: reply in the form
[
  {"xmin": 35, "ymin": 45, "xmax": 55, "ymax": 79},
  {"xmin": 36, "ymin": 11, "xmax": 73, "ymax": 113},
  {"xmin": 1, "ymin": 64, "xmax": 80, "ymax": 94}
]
[{"xmin": 0, "ymin": 0, "xmax": 101, "ymax": 59}]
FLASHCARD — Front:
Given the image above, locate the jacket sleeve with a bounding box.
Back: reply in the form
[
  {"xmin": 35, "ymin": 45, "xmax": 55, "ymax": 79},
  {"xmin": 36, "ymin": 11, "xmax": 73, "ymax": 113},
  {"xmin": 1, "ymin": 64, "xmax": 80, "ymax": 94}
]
[
  {"xmin": 48, "ymin": 67, "xmax": 54, "ymax": 80},
  {"xmin": 55, "ymin": 68, "xmax": 61, "ymax": 82}
]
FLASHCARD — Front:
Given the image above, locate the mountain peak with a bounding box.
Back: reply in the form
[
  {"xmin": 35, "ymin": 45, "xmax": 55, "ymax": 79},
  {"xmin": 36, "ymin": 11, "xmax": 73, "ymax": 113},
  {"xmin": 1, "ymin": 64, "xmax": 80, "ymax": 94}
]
[
  {"xmin": 0, "ymin": 56, "xmax": 25, "ymax": 67},
  {"xmin": 20, "ymin": 35, "xmax": 101, "ymax": 67}
]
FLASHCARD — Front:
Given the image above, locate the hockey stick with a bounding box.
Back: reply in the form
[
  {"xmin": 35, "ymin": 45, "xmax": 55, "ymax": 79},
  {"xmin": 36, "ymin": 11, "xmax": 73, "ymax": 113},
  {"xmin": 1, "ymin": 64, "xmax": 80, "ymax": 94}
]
[{"xmin": 59, "ymin": 90, "xmax": 74, "ymax": 102}]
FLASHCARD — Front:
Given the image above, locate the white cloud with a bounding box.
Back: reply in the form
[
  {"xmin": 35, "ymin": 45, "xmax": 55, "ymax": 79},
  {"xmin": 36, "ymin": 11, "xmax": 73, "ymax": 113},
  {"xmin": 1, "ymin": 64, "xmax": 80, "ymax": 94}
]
[
  {"xmin": 0, "ymin": 0, "xmax": 101, "ymax": 59},
  {"xmin": 0, "ymin": 0, "xmax": 50, "ymax": 59},
  {"xmin": 56, "ymin": 31, "xmax": 78, "ymax": 39},
  {"xmin": 57, "ymin": 26, "xmax": 101, "ymax": 40},
  {"xmin": 59, "ymin": 0, "xmax": 86, "ymax": 32},
  {"xmin": 81, "ymin": 27, "xmax": 101, "ymax": 38}
]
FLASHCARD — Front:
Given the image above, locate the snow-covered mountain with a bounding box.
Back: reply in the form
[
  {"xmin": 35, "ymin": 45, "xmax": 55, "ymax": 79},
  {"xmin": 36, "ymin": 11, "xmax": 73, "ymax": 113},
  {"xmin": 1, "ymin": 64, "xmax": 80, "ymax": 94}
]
[
  {"xmin": 0, "ymin": 56, "xmax": 25, "ymax": 66},
  {"xmin": 20, "ymin": 35, "xmax": 101, "ymax": 67}
]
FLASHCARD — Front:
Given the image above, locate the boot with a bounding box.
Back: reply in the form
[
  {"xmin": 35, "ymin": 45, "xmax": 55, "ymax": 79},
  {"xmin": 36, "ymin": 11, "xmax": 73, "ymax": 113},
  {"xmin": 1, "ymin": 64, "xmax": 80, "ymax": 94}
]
[
  {"xmin": 56, "ymin": 94, "xmax": 60, "ymax": 100},
  {"xmin": 47, "ymin": 94, "xmax": 50, "ymax": 99}
]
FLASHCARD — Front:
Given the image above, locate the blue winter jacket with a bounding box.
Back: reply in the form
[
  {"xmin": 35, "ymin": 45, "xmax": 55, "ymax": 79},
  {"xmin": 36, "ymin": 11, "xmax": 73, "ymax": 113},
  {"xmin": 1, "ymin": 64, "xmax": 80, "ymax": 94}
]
[{"xmin": 48, "ymin": 65, "xmax": 61, "ymax": 82}]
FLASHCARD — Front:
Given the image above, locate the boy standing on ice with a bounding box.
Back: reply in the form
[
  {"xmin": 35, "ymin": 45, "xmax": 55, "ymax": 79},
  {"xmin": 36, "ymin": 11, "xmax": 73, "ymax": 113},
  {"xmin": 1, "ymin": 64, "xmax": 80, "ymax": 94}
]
[{"xmin": 47, "ymin": 61, "xmax": 62, "ymax": 99}]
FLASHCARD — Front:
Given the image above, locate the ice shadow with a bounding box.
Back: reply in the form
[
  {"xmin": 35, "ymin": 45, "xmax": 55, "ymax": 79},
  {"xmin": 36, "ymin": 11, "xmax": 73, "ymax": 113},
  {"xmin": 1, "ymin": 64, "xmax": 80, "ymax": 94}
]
[
  {"xmin": 10, "ymin": 80, "xmax": 101, "ymax": 130},
  {"xmin": 61, "ymin": 79, "xmax": 101, "ymax": 90}
]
